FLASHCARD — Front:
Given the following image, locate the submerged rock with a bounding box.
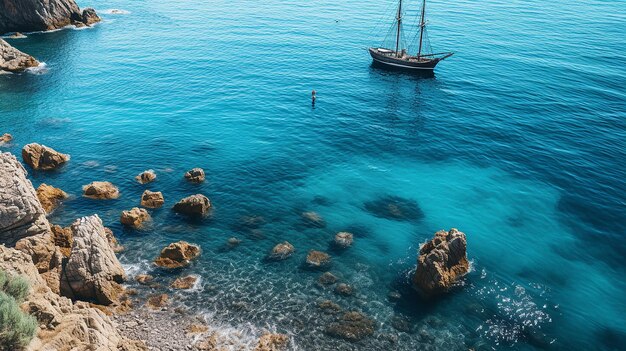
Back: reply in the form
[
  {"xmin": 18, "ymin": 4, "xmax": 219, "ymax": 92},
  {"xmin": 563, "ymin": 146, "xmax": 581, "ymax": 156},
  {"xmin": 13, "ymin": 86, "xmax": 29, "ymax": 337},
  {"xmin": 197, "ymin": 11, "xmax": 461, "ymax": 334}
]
[
  {"xmin": 306, "ymin": 250, "xmax": 331, "ymax": 268},
  {"xmin": 0, "ymin": 0, "xmax": 100, "ymax": 33},
  {"xmin": 154, "ymin": 241, "xmax": 201, "ymax": 268},
  {"xmin": 318, "ymin": 272, "xmax": 338, "ymax": 285},
  {"xmin": 335, "ymin": 283, "xmax": 354, "ymax": 296},
  {"xmin": 135, "ymin": 169, "xmax": 156, "ymax": 184},
  {"xmin": 83, "ymin": 181, "xmax": 120, "ymax": 199},
  {"xmin": 326, "ymin": 311, "xmax": 375, "ymax": 342},
  {"xmin": 269, "ymin": 241, "xmax": 295, "ymax": 260},
  {"xmin": 413, "ymin": 228, "xmax": 469, "ymax": 296},
  {"xmin": 363, "ymin": 195, "xmax": 424, "ymax": 221},
  {"xmin": 120, "ymin": 207, "xmax": 151, "ymax": 228},
  {"xmin": 254, "ymin": 333, "xmax": 289, "ymax": 351},
  {"xmin": 21, "ymin": 143, "xmax": 69, "ymax": 170},
  {"xmin": 0, "ymin": 38, "xmax": 39, "ymax": 72},
  {"xmin": 318, "ymin": 300, "xmax": 341, "ymax": 314},
  {"xmin": 0, "ymin": 133, "xmax": 12, "ymax": 144},
  {"xmin": 173, "ymin": 194, "xmax": 211, "ymax": 217},
  {"xmin": 36, "ymin": 183, "xmax": 68, "ymax": 213},
  {"xmin": 227, "ymin": 237, "xmax": 241, "ymax": 247},
  {"xmin": 334, "ymin": 232, "xmax": 353, "ymax": 248},
  {"xmin": 301, "ymin": 211, "xmax": 326, "ymax": 228},
  {"xmin": 170, "ymin": 275, "xmax": 198, "ymax": 289},
  {"xmin": 184, "ymin": 167, "xmax": 205, "ymax": 183},
  {"xmin": 140, "ymin": 189, "xmax": 164, "ymax": 208}
]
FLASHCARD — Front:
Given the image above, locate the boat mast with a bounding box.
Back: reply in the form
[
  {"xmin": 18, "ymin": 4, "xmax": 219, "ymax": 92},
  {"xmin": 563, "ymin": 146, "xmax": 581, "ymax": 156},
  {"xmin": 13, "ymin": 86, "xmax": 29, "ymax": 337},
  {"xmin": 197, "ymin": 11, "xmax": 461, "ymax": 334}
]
[
  {"xmin": 395, "ymin": 0, "xmax": 402, "ymax": 56},
  {"xmin": 417, "ymin": 0, "xmax": 426, "ymax": 58}
]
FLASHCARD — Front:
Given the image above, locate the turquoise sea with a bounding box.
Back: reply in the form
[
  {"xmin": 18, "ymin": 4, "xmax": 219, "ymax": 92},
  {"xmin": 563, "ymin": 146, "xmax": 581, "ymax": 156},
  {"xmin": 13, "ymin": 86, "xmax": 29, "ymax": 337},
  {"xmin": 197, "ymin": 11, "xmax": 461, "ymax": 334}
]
[{"xmin": 2, "ymin": 0, "xmax": 626, "ymax": 349}]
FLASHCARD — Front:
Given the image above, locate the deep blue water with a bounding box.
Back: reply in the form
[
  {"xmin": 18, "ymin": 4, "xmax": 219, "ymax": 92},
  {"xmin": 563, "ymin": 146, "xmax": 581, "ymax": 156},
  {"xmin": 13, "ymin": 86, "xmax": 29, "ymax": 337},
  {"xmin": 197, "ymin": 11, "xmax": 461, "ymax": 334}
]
[{"xmin": 2, "ymin": 0, "xmax": 626, "ymax": 349}]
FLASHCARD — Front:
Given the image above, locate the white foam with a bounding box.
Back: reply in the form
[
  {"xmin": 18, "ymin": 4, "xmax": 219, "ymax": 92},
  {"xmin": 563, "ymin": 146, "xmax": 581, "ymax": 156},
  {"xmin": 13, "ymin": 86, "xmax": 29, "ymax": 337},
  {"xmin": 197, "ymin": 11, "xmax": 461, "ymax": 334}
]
[
  {"xmin": 26, "ymin": 62, "xmax": 48, "ymax": 75},
  {"xmin": 100, "ymin": 8, "xmax": 131, "ymax": 15}
]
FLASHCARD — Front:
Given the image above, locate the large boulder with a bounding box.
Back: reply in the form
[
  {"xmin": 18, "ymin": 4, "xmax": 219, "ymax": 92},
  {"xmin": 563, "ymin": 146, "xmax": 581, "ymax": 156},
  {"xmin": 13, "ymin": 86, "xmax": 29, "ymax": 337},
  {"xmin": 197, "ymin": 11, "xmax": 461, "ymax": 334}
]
[
  {"xmin": 82, "ymin": 181, "xmax": 119, "ymax": 199},
  {"xmin": 36, "ymin": 183, "xmax": 68, "ymax": 213},
  {"xmin": 154, "ymin": 241, "xmax": 200, "ymax": 269},
  {"xmin": 0, "ymin": 0, "xmax": 100, "ymax": 33},
  {"xmin": 21, "ymin": 143, "xmax": 69, "ymax": 170},
  {"xmin": 268, "ymin": 241, "xmax": 294, "ymax": 260},
  {"xmin": 0, "ymin": 152, "xmax": 51, "ymax": 246},
  {"xmin": 60, "ymin": 215, "xmax": 126, "ymax": 305},
  {"xmin": 0, "ymin": 38, "xmax": 39, "ymax": 72},
  {"xmin": 173, "ymin": 194, "xmax": 211, "ymax": 217},
  {"xmin": 120, "ymin": 207, "xmax": 151, "ymax": 228},
  {"xmin": 412, "ymin": 228, "xmax": 469, "ymax": 296},
  {"xmin": 140, "ymin": 190, "xmax": 164, "ymax": 208}
]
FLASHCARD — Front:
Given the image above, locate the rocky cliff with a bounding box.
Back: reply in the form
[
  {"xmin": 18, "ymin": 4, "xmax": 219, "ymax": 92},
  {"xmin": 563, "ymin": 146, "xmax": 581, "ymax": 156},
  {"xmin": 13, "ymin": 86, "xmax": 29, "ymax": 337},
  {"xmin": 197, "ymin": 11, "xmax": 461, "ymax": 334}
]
[
  {"xmin": 0, "ymin": 39, "xmax": 39, "ymax": 72},
  {"xmin": 0, "ymin": 0, "xmax": 100, "ymax": 34}
]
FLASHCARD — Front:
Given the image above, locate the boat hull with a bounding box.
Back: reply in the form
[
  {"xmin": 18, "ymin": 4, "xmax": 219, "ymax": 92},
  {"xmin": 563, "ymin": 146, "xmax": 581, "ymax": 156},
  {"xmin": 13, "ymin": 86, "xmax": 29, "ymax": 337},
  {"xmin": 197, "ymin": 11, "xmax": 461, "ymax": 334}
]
[{"xmin": 369, "ymin": 48, "xmax": 439, "ymax": 71}]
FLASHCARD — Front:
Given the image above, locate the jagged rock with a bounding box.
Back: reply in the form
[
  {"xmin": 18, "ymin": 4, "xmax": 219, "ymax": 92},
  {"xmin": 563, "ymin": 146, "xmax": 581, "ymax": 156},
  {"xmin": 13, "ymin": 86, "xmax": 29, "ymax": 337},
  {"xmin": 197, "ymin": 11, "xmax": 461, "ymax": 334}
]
[
  {"xmin": 318, "ymin": 300, "xmax": 341, "ymax": 314},
  {"xmin": 301, "ymin": 211, "xmax": 326, "ymax": 228},
  {"xmin": 21, "ymin": 143, "xmax": 69, "ymax": 170},
  {"xmin": 135, "ymin": 170, "xmax": 156, "ymax": 184},
  {"xmin": 82, "ymin": 181, "xmax": 119, "ymax": 199},
  {"xmin": 254, "ymin": 333, "xmax": 289, "ymax": 351},
  {"xmin": 120, "ymin": 207, "xmax": 151, "ymax": 228},
  {"xmin": 140, "ymin": 189, "xmax": 164, "ymax": 208},
  {"xmin": 103, "ymin": 227, "xmax": 124, "ymax": 253},
  {"xmin": 154, "ymin": 241, "xmax": 200, "ymax": 269},
  {"xmin": 170, "ymin": 275, "xmax": 198, "ymax": 289},
  {"xmin": 0, "ymin": 0, "xmax": 100, "ymax": 33},
  {"xmin": 0, "ymin": 133, "xmax": 12, "ymax": 144},
  {"xmin": 326, "ymin": 311, "xmax": 375, "ymax": 342},
  {"xmin": 318, "ymin": 272, "xmax": 338, "ymax": 285},
  {"xmin": 0, "ymin": 38, "xmax": 39, "ymax": 72},
  {"xmin": 173, "ymin": 194, "xmax": 211, "ymax": 217},
  {"xmin": 0, "ymin": 152, "xmax": 51, "ymax": 246},
  {"xmin": 36, "ymin": 183, "xmax": 68, "ymax": 213},
  {"xmin": 51, "ymin": 224, "xmax": 72, "ymax": 257},
  {"xmin": 268, "ymin": 241, "xmax": 294, "ymax": 260},
  {"xmin": 60, "ymin": 215, "xmax": 126, "ymax": 305},
  {"xmin": 135, "ymin": 274, "xmax": 153, "ymax": 285},
  {"xmin": 306, "ymin": 250, "xmax": 331, "ymax": 268},
  {"xmin": 184, "ymin": 167, "xmax": 205, "ymax": 183},
  {"xmin": 335, "ymin": 283, "xmax": 354, "ymax": 296},
  {"xmin": 412, "ymin": 228, "xmax": 469, "ymax": 296},
  {"xmin": 146, "ymin": 293, "xmax": 168, "ymax": 309},
  {"xmin": 334, "ymin": 232, "xmax": 353, "ymax": 248}
]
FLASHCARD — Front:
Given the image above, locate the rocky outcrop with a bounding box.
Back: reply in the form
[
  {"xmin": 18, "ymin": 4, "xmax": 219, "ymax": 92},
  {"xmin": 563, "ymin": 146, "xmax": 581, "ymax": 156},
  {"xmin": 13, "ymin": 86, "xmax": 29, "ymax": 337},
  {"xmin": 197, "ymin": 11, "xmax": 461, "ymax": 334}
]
[
  {"xmin": 173, "ymin": 194, "xmax": 211, "ymax": 217},
  {"xmin": 268, "ymin": 241, "xmax": 294, "ymax": 260},
  {"xmin": 135, "ymin": 170, "xmax": 156, "ymax": 184},
  {"xmin": 21, "ymin": 143, "xmax": 70, "ymax": 170},
  {"xmin": 15, "ymin": 231, "xmax": 64, "ymax": 293},
  {"xmin": 120, "ymin": 207, "xmax": 151, "ymax": 228},
  {"xmin": 51, "ymin": 224, "xmax": 72, "ymax": 256},
  {"xmin": 306, "ymin": 250, "xmax": 331, "ymax": 268},
  {"xmin": 254, "ymin": 333, "xmax": 289, "ymax": 351},
  {"xmin": 184, "ymin": 168, "xmax": 205, "ymax": 183},
  {"xmin": 0, "ymin": 38, "xmax": 39, "ymax": 72},
  {"xmin": 154, "ymin": 241, "xmax": 200, "ymax": 269},
  {"xmin": 60, "ymin": 215, "xmax": 127, "ymax": 305},
  {"xmin": 36, "ymin": 183, "xmax": 68, "ymax": 213},
  {"xmin": 140, "ymin": 190, "xmax": 164, "ymax": 208},
  {"xmin": 334, "ymin": 232, "xmax": 353, "ymax": 248},
  {"xmin": 0, "ymin": 0, "xmax": 100, "ymax": 34},
  {"xmin": 0, "ymin": 152, "xmax": 51, "ymax": 246},
  {"xmin": 0, "ymin": 246, "xmax": 144, "ymax": 351},
  {"xmin": 82, "ymin": 181, "xmax": 120, "ymax": 199},
  {"xmin": 412, "ymin": 228, "xmax": 469, "ymax": 296}
]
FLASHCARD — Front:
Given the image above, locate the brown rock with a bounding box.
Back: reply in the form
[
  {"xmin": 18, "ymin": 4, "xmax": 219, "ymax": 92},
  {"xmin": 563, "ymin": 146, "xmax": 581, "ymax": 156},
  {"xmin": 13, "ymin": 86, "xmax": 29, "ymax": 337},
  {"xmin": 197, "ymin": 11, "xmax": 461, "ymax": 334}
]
[
  {"xmin": 173, "ymin": 194, "xmax": 211, "ymax": 217},
  {"xmin": 412, "ymin": 228, "xmax": 469, "ymax": 296},
  {"xmin": 318, "ymin": 272, "xmax": 338, "ymax": 285},
  {"xmin": 187, "ymin": 323, "xmax": 209, "ymax": 334},
  {"xmin": 326, "ymin": 311, "xmax": 375, "ymax": 342},
  {"xmin": 146, "ymin": 293, "xmax": 168, "ymax": 309},
  {"xmin": 0, "ymin": 133, "xmax": 12, "ymax": 144},
  {"xmin": 82, "ymin": 181, "xmax": 120, "ymax": 199},
  {"xmin": 184, "ymin": 167, "xmax": 205, "ymax": 183},
  {"xmin": 171, "ymin": 275, "xmax": 198, "ymax": 289},
  {"xmin": 51, "ymin": 224, "xmax": 72, "ymax": 257},
  {"xmin": 334, "ymin": 232, "xmax": 353, "ymax": 248},
  {"xmin": 103, "ymin": 227, "xmax": 124, "ymax": 253},
  {"xmin": 195, "ymin": 333, "xmax": 218, "ymax": 350},
  {"xmin": 154, "ymin": 241, "xmax": 201, "ymax": 269},
  {"xmin": 36, "ymin": 183, "xmax": 68, "ymax": 213},
  {"xmin": 21, "ymin": 143, "xmax": 69, "ymax": 170},
  {"xmin": 254, "ymin": 333, "xmax": 289, "ymax": 351},
  {"xmin": 135, "ymin": 169, "xmax": 156, "ymax": 184},
  {"xmin": 135, "ymin": 274, "xmax": 153, "ymax": 285},
  {"xmin": 120, "ymin": 207, "xmax": 151, "ymax": 228},
  {"xmin": 268, "ymin": 241, "xmax": 294, "ymax": 260},
  {"xmin": 301, "ymin": 211, "xmax": 326, "ymax": 228},
  {"xmin": 140, "ymin": 189, "xmax": 164, "ymax": 208},
  {"xmin": 0, "ymin": 39, "xmax": 39, "ymax": 72},
  {"xmin": 80, "ymin": 7, "xmax": 100, "ymax": 26},
  {"xmin": 306, "ymin": 250, "xmax": 331, "ymax": 268}
]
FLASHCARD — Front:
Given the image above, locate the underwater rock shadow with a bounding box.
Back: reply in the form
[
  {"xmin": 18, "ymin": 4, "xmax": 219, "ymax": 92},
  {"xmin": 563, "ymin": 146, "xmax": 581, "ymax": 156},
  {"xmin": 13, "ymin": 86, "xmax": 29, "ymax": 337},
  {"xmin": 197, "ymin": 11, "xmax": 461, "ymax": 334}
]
[{"xmin": 363, "ymin": 195, "xmax": 424, "ymax": 222}]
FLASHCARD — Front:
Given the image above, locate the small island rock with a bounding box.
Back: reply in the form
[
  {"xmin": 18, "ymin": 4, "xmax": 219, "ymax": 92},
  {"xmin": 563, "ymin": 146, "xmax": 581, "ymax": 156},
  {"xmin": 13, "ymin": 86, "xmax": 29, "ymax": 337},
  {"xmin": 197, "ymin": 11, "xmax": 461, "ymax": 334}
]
[
  {"xmin": 135, "ymin": 169, "xmax": 156, "ymax": 184},
  {"xmin": 154, "ymin": 241, "xmax": 201, "ymax": 268},
  {"xmin": 173, "ymin": 194, "xmax": 211, "ymax": 217},
  {"xmin": 184, "ymin": 167, "xmax": 205, "ymax": 183},
  {"xmin": 83, "ymin": 181, "xmax": 120, "ymax": 199},
  {"xmin": 306, "ymin": 250, "xmax": 331, "ymax": 268},
  {"xmin": 21, "ymin": 143, "xmax": 69, "ymax": 170},
  {"xmin": 140, "ymin": 189, "xmax": 164, "ymax": 208},
  {"xmin": 269, "ymin": 241, "xmax": 295, "ymax": 260},
  {"xmin": 120, "ymin": 207, "xmax": 151, "ymax": 228}
]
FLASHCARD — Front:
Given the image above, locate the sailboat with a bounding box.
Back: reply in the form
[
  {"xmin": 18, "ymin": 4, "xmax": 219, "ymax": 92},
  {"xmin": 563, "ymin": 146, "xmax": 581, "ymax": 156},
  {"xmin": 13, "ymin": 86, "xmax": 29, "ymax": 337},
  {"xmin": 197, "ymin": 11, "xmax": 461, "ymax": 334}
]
[{"xmin": 369, "ymin": 0, "xmax": 453, "ymax": 71}]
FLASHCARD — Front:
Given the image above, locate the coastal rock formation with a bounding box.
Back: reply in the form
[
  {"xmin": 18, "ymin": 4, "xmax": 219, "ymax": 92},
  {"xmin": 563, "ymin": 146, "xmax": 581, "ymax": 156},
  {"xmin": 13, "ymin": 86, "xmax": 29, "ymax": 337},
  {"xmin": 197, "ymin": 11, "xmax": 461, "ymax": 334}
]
[
  {"xmin": 36, "ymin": 183, "xmax": 68, "ymax": 213},
  {"xmin": 326, "ymin": 311, "xmax": 375, "ymax": 342},
  {"xmin": 0, "ymin": 38, "xmax": 39, "ymax": 72},
  {"xmin": 413, "ymin": 228, "xmax": 469, "ymax": 296},
  {"xmin": 269, "ymin": 241, "xmax": 294, "ymax": 260},
  {"xmin": 120, "ymin": 207, "xmax": 151, "ymax": 228},
  {"xmin": 154, "ymin": 241, "xmax": 201, "ymax": 269},
  {"xmin": 184, "ymin": 167, "xmax": 205, "ymax": 183},
  {"xmin": 51, "ymin": 224, "xmax": 72, "ymax": 256},
  {"xmin": 170, "ymin": 275, "xmax": 198, "ymax": 289},
  {"xmin": 104, "ymin": 227, "xmax": 124, "ymax": 253},
  {"xmin": 0, "ymin": 152, "xmax": 51, "ymax": 246},
  {"xmin": 21, "ymin": 143, "xmax": 70, "ymax": 170},
  {"xmin": 60, "ymin": 215, "xmax": 127, "ymax": 305},
  {"xmin": 254, "ymin": 333, "xmax": 289, "ymax": 351},
  {"xmin": 301, "ymin": 211, "xmax": 326, "ymax": 228},
  {"xmin": 306, "ymin": 250, "xmax": 331, "ymax": 268},
  {"xmin": 135, "ymin": 170, "xmax": 156, "ymax": 184},
  {"xmin": 0, "ymin": 0, "xmax": 100, "ymax": 34},
  {"xmin": 173, "ymin": 194, "xmax": 211, "ymax": 217},
  {"xmin": 140, "ymin": 189, "xmax": 164, "ymax": 208},
  {"xmin": 82, "ymin": 181, "xmax": 120, "ymax": 199},
  {"xmin": 15, "ymin": 232, "xmax": 63, "ymax": 293},
  {"xmin": 334, "ymin": 232, "xmax": 353, "ymax": 248},
  {"xmin": 0, "ymin": 133, "xmax": 12, "ymax": 144}
]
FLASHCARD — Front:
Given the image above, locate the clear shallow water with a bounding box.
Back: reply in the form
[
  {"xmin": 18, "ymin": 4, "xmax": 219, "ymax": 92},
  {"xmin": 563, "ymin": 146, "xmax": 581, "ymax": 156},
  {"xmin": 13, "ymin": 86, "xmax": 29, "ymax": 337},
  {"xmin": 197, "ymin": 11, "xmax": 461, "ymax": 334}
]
[{"xmin": 1, "ymin": 0, "xmax": 626, "ymax": 349}]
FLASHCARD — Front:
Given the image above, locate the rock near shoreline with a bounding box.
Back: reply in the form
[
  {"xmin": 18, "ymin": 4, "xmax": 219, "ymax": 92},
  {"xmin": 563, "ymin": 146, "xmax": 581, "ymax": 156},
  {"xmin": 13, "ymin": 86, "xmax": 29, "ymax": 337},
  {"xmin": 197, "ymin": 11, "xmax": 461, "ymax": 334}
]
[
  {"xmin": 0, "ymin": 38, "xmax": 39, "ymax": 72},
  {"xmin": 0, "ymin": 0, "xmax": 100, "ymax": 34}
]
